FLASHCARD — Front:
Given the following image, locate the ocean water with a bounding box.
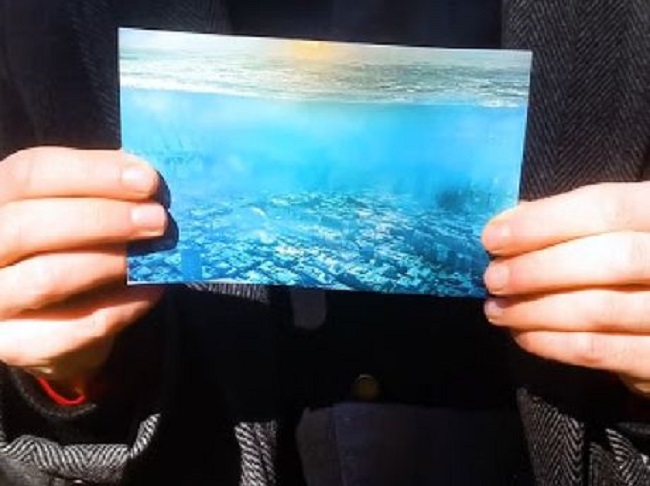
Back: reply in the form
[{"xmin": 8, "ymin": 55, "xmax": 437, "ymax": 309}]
[
  {"xmin": 120, "ymin": 29, "xmax": 530, "ymax": 297},
  {"xmin": 123, "ymin": 89, "xmax": 526, "ymax": 297}
]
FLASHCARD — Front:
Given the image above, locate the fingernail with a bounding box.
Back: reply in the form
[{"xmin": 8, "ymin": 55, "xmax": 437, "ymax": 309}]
[
  {"xmin": 483, "ymin": 207, "xmax": 518, "ymax": 251},
  {"xmin": 482, "ymin": 221, "xmax": 511, "ymax": 252},
  {"xmin": 132, "ymin": 204, "xmax": 167, "ymax": 235},
  {"xmin": 122, "ymin": 160, "xmax": 157, "ymax": 194},
  {"xmin": 484, "ymin": 262, "xmax": 510, "ymax": 293},
  {"xmin": 484, "ymin": 298, "xmax": 506, "ymax": 321}
]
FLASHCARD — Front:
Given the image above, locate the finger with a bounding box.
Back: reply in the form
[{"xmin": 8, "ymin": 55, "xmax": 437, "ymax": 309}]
[
  {"xmin": 619, "ymin": 375, "xmax": 650, "ymax": 398},
  {"xmin": 0, "ymin": 285, "xmax": 163, "ymax": 370},
  {"xmin": 513, "ymin": 330, "xmax": 650, "ymax": 379},
  {"xmin": 485, "ymin": 288, "xmax": 650, "ymax": 333},
  {"xmin": 482, "ymin": 182, "xmax": 650, "ymax": 257},
  {"xmin": 0, "ymin": 147, "xmax": 159, "ymax": 203},
  {"xmin": 484, "ymin": 232, "xmax": 650, "ymax": 295},
  {"xmin": 0, "ymin": 247, "xmax": 127, "ymax": 318},
  {"xmin": 0, "ymin": 198, "xmax": 167, "ymax": 266}
]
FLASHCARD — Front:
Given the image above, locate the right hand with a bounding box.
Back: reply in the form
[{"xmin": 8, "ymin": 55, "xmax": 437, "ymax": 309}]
[{"xmin": 0, "ymin": 147, "xmax": 167, "ymax": 392}]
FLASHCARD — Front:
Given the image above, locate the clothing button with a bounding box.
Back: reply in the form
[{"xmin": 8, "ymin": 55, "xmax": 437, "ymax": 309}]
[{"xmin": 351, "ymin": 374, "xmax": 381, "ymax": 402}]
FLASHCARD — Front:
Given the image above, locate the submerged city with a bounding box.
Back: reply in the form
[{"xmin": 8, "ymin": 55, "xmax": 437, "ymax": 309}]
[{"xmin": 120, "ymin": 28, "xmax": 531, "ymax": 297}]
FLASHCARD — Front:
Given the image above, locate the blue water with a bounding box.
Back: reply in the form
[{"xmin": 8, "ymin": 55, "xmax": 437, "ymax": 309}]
[{"xmin": 123, "ymin": 88, "xmax": 526, "ymax": 297}]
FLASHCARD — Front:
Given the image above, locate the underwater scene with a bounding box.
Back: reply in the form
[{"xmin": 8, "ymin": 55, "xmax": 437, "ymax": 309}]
[{"xmin": 120, "ymin": 28, "xmax": 531, "ymax": 297}]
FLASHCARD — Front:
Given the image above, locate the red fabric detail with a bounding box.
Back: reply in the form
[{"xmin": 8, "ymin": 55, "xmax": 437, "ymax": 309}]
[{"xmin": 36, "ymin": 377, "xmax": 88, "ymax": 406}]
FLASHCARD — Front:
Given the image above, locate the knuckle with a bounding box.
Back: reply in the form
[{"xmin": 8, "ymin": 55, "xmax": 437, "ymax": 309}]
[
  {"xmin": 2, "ymin": 148, "xmax": 39, "ymax": 197},
  {"xmin": 86, "ymin": 201, "xmax": 121, "ymax": 237},
  {"xmin": 87, "ymin": 309, "xmax": 114, "ymax": 340},
  {"xmin": 93, "ymin": 201, "xmax": 133, "ymax": 238},
  {"xmin": 0, "ymin": 207, "xmax": 22, "ymax": 262},
  {"xmin": 571, "ymin": 333, "xmax": 607, "ymax": 368},
  {"xmin": 598, "ymin": 185, "xmax": 632, "ymax": 229},
  {"xmin": 587, "ymin": 291, "xmax": 621, "ymax": 329},
  {"xmin": 85, "ymin": 200, "xmax": 105, "ymax": 227},
  {"xmin": 615, "ymin": 235, "xmax": 648, "ymax": 281},
  {"xmin": 2, "ymin": 147, "xmax": 32, "ymax": 167},
  {"xmin": 24, "ymin": 259, "xmax": 59, "ymax": 309}
]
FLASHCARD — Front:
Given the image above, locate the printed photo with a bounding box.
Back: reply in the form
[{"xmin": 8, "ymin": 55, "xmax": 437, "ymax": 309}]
[{"xmin": 121, "ymin": 28, "xmax": 531, "ymax": 297}]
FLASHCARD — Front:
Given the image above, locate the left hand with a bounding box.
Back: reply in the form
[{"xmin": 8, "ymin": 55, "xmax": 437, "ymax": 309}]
[{"xmin": 481, "ymin": 181, "xmax": 650, "ymax": 398}]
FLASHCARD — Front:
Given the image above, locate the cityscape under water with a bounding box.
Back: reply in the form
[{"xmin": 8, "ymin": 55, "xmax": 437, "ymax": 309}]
[{"xmin": 120, "ymin": 29, "xmax": 531, "ymax": 297}]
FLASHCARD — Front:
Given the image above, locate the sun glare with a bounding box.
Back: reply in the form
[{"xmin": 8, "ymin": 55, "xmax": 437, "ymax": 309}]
[{"xmin": 288, "ymin": 40, "xmax": 340, "ymax": 62}]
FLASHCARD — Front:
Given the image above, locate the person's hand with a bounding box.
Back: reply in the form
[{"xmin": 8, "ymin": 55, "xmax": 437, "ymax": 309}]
[
  {"xmin": 0, "ymin": 147, "xmax": 167, "ymax": 394},
  {"xmin": 482, "ymin": 182, "xmax": 650, "ymax": 398}
]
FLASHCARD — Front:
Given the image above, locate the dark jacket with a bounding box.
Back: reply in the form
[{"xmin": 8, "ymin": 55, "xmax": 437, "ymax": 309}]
[{"xmin": 0, "ymin": 0, "xmax": 649, "ymax": 485}]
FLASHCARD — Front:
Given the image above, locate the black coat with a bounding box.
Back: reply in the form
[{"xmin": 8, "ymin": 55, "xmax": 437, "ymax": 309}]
[{"xmin": 0, "ymin": 1, "xmax": 649, "ymax": 485}]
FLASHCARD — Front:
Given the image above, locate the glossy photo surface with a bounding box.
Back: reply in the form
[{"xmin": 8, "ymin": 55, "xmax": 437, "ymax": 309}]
[{"xmin": 121, "ymin": 28, "xmax": 531, "ymax": 297}]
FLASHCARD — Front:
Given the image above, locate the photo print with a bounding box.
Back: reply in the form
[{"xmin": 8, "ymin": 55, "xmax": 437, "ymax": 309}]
[{"xmin": 121, "ymin": 28, "xmax": 531, "ymax": 297}]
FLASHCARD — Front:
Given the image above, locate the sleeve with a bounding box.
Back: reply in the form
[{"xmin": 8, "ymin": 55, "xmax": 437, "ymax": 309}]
[
  {"xmin": 611, "ymin": 393, "xmax": 650, "ymax": 460},
  {"xmin": 0, "ymin": 9, "xmax": 36, "ymax": 162}
]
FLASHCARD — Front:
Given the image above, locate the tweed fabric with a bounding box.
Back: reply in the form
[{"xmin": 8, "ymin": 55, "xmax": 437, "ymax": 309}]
[
  {"xmin": 505, "ymin": 1, "xmax": 650, "ymax": 485},
  {"xmin": 0, "ymin": 0, "xmax": 649, "ymax": 485},
  {"xmin": 517, "ymin": 390, "xmax": 584, "ymax": 486},
  {"xmin": 0, "ymin": 364, "xmax": 161, "ymax": 485},
  {"xmin": 0, "ymin": 417, "xmax": 158, "ymax": 485},
  {"xmin": 504, "ymin": 0, "xmax": 650, "ymax": 199},
  {"xmin": 605, "ymin": 429, "xmax": 650, "ymax": 485},
  {"xmin": 235, "ymin": 422, "xmax": 278, "ymax": 486}
]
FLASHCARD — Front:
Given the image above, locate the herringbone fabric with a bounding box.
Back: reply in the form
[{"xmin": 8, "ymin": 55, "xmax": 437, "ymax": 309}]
[
  {"xmin": 504, "ymin": 0, "xmax": 650, "ymax": 200},
  {"xmin": 0, "ymin": 0, "xmax": 649, "ymax": 485},
  {"xmin": 518, "ymin": 389, "xmax": 584, "ymax": 486},
  {"xmin": 505, "ymin": 1, "xmax": 650, "ymax": 484},
  {"xmin": 0, "ymin": 417, "xmax": 158, "ymax": 485},
  {"xmin": 235, "ymin": 422, "xmax": 278, "ymax": 486},
  {"xmin": 605, "ymin": 430, "xmax": 650, "ymax": 485},
  {"xmin": 0, "ymin": 365, "xmax": 161, "ymax": 485}
]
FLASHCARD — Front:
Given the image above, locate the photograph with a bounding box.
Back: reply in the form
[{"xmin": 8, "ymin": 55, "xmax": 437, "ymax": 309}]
[{"xmin": 121, "ymin": 28, "xmax": 531, "ymax": 297}]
